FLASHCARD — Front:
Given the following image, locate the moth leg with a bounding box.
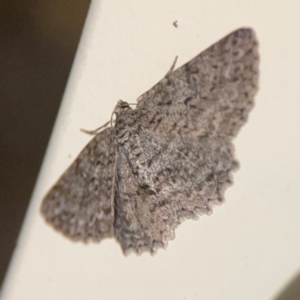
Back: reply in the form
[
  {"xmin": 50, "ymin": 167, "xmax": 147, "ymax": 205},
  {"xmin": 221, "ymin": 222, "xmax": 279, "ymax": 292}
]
[
  {"xmin": 136, "ymin": 56, "xmax": 178, "ymax": 103},
  {"xmin": 164, "ymin": 55, "xmax": 178, "ymax": 77},
  {"xmin": 80, "ymin": 119, "xmax": 111, "ymax": 135}
]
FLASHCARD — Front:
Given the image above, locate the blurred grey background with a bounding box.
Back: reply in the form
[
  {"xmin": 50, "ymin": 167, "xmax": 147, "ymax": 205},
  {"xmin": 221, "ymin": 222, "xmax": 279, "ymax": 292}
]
[{"xmin": 0, "ymin": 0, "xmax": 90, "ymax": 288}]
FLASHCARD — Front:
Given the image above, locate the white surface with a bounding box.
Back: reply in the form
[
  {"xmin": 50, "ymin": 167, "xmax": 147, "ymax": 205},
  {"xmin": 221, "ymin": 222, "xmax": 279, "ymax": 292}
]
[{"xmin": 2, "ymin": 1, "xmax": 300, "ymax": 299}]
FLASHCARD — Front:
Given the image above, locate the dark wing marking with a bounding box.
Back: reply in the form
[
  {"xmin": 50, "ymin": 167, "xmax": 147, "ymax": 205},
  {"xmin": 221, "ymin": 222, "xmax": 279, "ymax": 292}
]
[{"xmin": 136, "ymin": 28, "xmax": 259, "ymax": 137}]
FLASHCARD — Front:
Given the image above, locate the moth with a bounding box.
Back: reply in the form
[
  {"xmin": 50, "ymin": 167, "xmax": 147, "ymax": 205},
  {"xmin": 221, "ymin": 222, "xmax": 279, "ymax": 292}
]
[{"xmin": 41, "ymin": 28, "xmax": 259, "ymax": 254}]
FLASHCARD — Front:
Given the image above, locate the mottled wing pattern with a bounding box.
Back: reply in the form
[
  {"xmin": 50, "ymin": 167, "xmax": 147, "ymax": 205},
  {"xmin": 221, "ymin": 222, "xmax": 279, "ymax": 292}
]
[
  {"xmin": 114, "ymin": 129, "xmax": 237, "ymax": 253},
  {"xmin": 41, "ymin": 28, "xmax": 259, "ymax": 254},
  {"xmin": 41, "ymin": 128, "xmax": 115, "ymax": 242},
  {"xmin": 114, "ymin": 28, "xmax": 259, "ymax": 253},
  {"xmin": 136, "ymin": 28, "xmax": 259, "ymax": 137}
]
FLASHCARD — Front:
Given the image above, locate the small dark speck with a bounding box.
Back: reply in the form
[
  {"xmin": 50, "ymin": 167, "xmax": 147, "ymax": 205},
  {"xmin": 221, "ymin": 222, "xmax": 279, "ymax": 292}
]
[
  {"xmin": 184, "ymin": 97, "xmax": 193, "ymax": 105},
  {"xmin": 246, "ymin": 49, "xmax": 253, "ymax": 55},
  {"xmin": 206, "ymin": 173, "xmax": 214, "ymax": 182},
  {"xmin": 173, "ymin": 20, "xmax": 178, "ymax": 28}
]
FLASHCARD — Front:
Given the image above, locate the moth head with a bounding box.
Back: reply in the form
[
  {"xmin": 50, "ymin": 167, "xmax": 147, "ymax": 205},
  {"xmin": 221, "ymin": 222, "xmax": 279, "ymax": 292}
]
[
  {"xmin": 116, "ymin": 100, "xmax": 130, "ymax": 109},
  {"xmin": 110, "ymin": 100, "xmax": 132, "ymax": 128}
]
